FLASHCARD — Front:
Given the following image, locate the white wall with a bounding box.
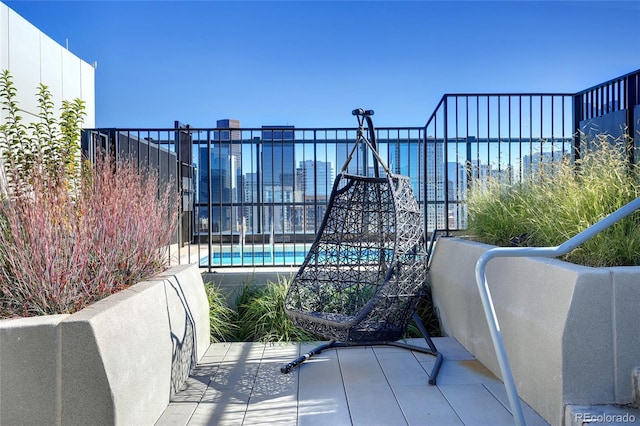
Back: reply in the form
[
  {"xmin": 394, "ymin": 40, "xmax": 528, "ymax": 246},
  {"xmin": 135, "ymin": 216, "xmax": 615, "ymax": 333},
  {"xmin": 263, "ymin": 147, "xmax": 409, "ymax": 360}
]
[{"xmin": 0, "ymin": 2, "xmax": 95, "ymax": 128}]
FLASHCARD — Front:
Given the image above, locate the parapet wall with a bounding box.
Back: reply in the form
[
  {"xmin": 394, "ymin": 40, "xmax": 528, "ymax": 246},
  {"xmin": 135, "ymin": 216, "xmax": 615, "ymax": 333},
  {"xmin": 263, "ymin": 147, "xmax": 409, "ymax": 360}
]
[
  {"xmin": 0, "ymin": 263, "xmax": 209, "ymax": 426},
  {"xmin": 429, "ymin": 237, "xmax": 640, "ymax": 425}
]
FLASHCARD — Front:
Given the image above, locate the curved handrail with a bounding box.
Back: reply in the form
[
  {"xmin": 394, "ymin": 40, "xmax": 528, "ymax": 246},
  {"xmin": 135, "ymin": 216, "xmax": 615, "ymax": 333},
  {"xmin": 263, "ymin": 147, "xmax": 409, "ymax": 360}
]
[{"xmin": 475, "ymin": 196, "xmax": 640, "ymax": 426}]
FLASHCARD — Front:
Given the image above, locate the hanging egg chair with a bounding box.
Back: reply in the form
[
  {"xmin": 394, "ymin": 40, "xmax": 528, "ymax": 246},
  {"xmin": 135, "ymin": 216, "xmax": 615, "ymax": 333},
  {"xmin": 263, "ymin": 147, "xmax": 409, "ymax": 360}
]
[{"xmin": 281, "ymin": 109, "xmax": 442, "ymax": 385}]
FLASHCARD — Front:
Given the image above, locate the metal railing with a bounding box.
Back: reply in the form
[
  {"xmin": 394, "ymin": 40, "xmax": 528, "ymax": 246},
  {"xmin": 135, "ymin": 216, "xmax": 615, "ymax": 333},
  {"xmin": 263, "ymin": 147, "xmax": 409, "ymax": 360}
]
[
  {"xmin": 423, "ymin": 93, "xmax": 576, "ymax": 233},
  {"xmin": 81, "ymin": 68, "xmax": 640, "ymax": 269}
]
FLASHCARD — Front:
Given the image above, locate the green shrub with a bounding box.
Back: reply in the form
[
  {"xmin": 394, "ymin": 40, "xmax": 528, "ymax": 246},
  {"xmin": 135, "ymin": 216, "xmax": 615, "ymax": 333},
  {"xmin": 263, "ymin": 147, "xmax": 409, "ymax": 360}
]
[
  {"xmin": 234, "ymin": 276, "xmax": 318, "ymax": 342},
  {"xmin": 467, "ymin": 134, "xmax": 640, "ymax": 267},
  {"xmin": 0, "ymin": 70, "xmax": 84, "ymax": 195}
]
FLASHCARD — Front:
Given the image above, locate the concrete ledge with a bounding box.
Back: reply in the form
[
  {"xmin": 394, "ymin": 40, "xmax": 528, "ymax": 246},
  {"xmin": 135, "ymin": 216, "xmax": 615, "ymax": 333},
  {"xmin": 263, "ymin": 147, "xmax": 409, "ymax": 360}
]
[
  {"xmin": 0, "ymin": 263, "xmax": 209, "ymax": 426},
  {"xmin": 203, "ymin": 266, "xmax": 297, "ymax": 307},
  {"xmin": 0, "ymin": 314, "xmax": 69, "ymax": 425},
  {"xmin": 429, "ymin": 237, "xmax": 640, "ymax": 425}
]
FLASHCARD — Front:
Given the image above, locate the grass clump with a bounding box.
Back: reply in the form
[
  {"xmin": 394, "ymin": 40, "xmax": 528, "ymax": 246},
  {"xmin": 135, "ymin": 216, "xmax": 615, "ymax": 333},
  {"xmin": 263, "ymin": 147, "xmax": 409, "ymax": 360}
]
[
  {"xmin": 467, "ymin": 134, "xmax": 640, "ymax": 267},
  {"xmin": 204, "ymin": 282, "xmax": 238, "ymax": 342},
  {"xmin": 0, "ymin": 157, "xmax": 178, "ymax": 318},
  {"xmin": 234, "ymin": 276, "xmax": 318, "ymax": 343}
]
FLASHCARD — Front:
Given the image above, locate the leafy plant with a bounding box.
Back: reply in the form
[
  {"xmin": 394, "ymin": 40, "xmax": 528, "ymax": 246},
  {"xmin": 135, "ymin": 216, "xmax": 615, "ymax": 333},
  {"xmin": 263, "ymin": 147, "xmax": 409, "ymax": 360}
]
[
  {"xmin": 467, "ymin": 134, "xmax": 640, "ymax": 267},
  {"xmin": 234, "ymin": 276, "xmax": 318, "ymax": 342},
  {"xmin": 0, "ymin": 70, "xmax": 85, "ymax": 195}
]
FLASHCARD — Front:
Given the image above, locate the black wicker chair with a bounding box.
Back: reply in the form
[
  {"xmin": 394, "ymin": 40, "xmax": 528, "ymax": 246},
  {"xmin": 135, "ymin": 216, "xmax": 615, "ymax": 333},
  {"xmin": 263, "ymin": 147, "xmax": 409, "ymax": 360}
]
[{"xmin": 281, "ymin": 109, "xmax": 443, "ymax": 385}]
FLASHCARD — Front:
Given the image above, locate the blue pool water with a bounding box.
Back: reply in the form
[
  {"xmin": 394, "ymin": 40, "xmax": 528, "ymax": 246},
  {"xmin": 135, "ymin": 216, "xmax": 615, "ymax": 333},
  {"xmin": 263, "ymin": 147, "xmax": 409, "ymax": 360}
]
[{"xmin": 200, "ymin": 250, "xmax": 309, "ymax": 267}]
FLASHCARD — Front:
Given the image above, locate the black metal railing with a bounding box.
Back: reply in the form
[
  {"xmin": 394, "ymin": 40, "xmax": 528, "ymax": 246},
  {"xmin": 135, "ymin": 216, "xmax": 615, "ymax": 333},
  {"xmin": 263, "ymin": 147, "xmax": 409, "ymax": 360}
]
[
  {"xmin": 82, "ymin": 68, "xmax": 640, "ymax": 269},
  {"xmin": 574, "ymin": 68, "xmax": 640, "ymax": 163},
  {"xmin": 423, "ymin": 93, "xmax": 575, "ymax": 233}
]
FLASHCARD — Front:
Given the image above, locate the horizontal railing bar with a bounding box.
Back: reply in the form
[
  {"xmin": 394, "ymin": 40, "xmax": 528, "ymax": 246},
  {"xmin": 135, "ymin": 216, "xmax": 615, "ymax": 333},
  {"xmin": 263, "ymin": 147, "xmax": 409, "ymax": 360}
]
[{"xmin": 576, "ymin": 68, "xmax": 640, "ymax": 95}]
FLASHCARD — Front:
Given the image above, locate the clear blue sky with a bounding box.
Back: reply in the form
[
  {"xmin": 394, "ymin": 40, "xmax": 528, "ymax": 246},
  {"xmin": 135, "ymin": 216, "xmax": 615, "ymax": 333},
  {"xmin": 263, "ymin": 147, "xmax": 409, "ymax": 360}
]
[{"xmin": 4, "ymin": 0, "xmax": 639, "ymax": 129}]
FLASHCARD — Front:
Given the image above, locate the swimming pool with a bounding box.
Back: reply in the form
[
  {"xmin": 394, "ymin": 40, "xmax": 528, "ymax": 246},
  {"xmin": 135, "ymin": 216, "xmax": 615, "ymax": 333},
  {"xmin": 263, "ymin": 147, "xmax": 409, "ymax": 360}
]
[
  {"xmin": 199, "ymin": 247, "xmax": 398, "ymax": 267},
  {"xmin": 200, "ymin": 249, "xmax": 309, "ymax": 267}
]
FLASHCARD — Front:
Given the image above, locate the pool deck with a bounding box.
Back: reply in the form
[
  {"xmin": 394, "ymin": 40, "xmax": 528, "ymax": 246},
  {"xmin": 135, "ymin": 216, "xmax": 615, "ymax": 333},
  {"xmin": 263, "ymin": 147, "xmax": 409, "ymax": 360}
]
[{"xmin": 155, "ymin": 337, "xmax": 550, "ymax": 426}]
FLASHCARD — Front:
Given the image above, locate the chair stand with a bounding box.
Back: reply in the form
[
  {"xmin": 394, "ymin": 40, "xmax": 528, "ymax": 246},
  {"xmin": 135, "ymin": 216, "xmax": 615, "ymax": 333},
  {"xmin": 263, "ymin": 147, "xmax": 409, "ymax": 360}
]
[{"xmin": 280, "ymin": 313, "xmax": 443, "ymax": 385}]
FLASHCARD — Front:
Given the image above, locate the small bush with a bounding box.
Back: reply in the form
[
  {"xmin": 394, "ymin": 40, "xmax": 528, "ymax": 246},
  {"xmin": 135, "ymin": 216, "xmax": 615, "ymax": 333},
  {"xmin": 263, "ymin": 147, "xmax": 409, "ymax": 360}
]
[
  {"xmin": 234, "ymin": 276, "xmax": 318, "ymax": 342},
  {"xmin": 467, "ymin": 134, "xmax": 640, "ymax": 267}
]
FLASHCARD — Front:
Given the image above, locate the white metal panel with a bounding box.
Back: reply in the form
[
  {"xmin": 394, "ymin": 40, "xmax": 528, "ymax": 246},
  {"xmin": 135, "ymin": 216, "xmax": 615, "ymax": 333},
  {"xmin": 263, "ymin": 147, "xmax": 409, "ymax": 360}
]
[
  {"xmin": 39, "ymin": 32, "xmax": 64, "ymax": 106},
  {"xmin": 61, "ymin": 51, "xmax": 80, "ymax": 103},
  {"xmin": 7, "ymin": 7, "xmax": 40, "ymax": 118},
  {"xmin": 0, "ymin": 4, "xmax": 9, "ymax": 72},
  {"xmin": 80, "ymin": 60, "xmax": 95, "ymax": 128},
  {"xmin": 0, "ymin": 4, "xmax": 8, "ymax": 123}
]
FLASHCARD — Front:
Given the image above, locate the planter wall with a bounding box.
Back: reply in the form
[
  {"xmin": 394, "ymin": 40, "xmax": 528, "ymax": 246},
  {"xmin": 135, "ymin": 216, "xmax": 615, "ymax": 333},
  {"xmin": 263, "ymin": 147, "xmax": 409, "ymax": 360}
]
[
  {"xmin": 0, "ymin": 263, "xmax": 210, "ymax": 426},
  {"xmin": 203, "ymin": 267, "xmax": 297, "ymax": 307},
  {"xmin": 429, "ymin": 237, "xmax": 640, "ymax": 426}
]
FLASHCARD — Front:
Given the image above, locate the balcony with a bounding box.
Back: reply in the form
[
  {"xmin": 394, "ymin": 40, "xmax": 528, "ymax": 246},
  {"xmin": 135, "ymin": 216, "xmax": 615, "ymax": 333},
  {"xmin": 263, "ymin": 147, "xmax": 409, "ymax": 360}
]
[{"xmin": 76, "ymin": 68, "xmax": 640, "ymax": 425}]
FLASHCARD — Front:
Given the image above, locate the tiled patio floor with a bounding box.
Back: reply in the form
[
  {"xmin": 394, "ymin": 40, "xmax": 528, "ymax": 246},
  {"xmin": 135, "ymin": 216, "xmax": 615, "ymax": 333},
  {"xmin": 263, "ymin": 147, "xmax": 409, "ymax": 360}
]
[{"xmin": 156, "ymin": 337, "xmax": 549, "ymax": 425}]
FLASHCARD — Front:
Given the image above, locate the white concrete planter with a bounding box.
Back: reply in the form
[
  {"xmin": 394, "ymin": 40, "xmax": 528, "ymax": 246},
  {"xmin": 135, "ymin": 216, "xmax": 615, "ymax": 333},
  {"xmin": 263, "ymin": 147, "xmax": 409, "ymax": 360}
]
[
  {"xmin": 429, "ymin": 237, "xmax": 640, "ymax": 425},
  {"xmin": 0, "ymin": 263, "xmax": 210, "ymax": 426}
]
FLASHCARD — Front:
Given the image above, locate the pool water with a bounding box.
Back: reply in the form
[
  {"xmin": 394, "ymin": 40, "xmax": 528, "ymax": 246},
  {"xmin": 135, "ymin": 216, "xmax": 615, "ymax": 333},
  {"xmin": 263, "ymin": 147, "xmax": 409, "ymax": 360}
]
[{"xmin": 200, "ymin": 250, "xmax": 308, "ymax": 267}]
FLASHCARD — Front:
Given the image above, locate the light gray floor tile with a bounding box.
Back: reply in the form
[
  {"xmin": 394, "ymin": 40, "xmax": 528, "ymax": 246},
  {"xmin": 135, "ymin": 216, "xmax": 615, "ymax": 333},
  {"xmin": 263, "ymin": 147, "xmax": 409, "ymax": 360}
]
[
  {"xmin": 187, "ymin": 401, "xmax": 247, "ymax": 426},
  {"xmin": 199, "ymin": 342, "xmax": 232, "ymax": 362},
  {"xmin": 439, "ymin": 383, "xmax": 516, "ymax": 426},
  {"xmin": 431, "ymin": 337, "xmax": 476, "ymax": 360},
  {"xmin": 154, "ymin": 402, "xmax": 198, "ymax": 426},
  {"xmin": 249, "ymin": 358, "xmax": 298, "ymax": 404},
  {"xmin": 297, "ymin": 391, "xmax": 352, "ymax": 426},
  {"xmin": 425, "ymin": 359, "xmax": 501, "ymax": 385},
  {"xmin": 244, "ymin": 395, "xmax": 298, "ymax": 425},
  {"xmin": 484, "ymin": 382, "xmax": 551, "ymax": 425},
  {"xmin": 376, "ymin": 350, "xmax": 431, "ymax": 386},
  {"xmin": 297, "ymin": 344, "xmax": 351, "ymax": 425},
  {"xmin": 393, "ymin": 384, "xmax": 464, "ymax": 426},
  {"xmin": 344, "ymin": 383, "xmax": 408, "ymax": 426},
  {"xmin": 338, "ymin": 346, "xmax": 389, "ymax": 386}
]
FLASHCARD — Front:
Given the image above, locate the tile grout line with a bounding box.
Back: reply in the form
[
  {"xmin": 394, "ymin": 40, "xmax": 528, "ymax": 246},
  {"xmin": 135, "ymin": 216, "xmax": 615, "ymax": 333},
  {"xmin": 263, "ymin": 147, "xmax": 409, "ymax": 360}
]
[
  {"xmin": 373, "ymin": 346, "xmax": 411, "ymax": 426},
  {"xmin": 425, "ymin": 358, "xmax": 466, "ymax": 425},
  {"xmin": 336, "ymin": 347, "xmax": 355, "ymax": 426},
  {"xmin": 242, "ymin": 342, "xmax": 267, "ymax": 426}
]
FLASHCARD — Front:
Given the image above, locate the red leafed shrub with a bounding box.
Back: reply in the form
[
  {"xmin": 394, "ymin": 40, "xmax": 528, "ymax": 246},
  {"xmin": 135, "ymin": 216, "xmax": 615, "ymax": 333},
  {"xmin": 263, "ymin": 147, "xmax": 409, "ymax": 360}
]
[{"xmin": 0, "ymin": 157, "xmax": 178, "ymax": 318}]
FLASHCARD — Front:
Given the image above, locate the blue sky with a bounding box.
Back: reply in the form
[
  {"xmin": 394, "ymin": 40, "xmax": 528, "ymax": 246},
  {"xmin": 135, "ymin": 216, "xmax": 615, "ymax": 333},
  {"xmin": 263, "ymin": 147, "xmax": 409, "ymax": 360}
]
[{"xmin": 4, "ymin": 0, "xmax": 639, "ymax": 129}]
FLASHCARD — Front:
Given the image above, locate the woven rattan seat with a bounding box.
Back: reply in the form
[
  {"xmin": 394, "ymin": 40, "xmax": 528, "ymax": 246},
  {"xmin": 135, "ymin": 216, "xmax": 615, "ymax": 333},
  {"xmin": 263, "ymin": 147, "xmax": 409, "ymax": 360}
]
[{"xmin": 281, "ymin": 109, "xmax": 442, "ymax": 385}]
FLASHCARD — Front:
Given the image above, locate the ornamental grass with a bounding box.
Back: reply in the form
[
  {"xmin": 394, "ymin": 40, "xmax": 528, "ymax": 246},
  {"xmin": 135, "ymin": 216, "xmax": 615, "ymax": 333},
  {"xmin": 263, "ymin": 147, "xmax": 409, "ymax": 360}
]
[{"xmin": 467, "ymin": 133, "xmax": 640, "ymax": 267}]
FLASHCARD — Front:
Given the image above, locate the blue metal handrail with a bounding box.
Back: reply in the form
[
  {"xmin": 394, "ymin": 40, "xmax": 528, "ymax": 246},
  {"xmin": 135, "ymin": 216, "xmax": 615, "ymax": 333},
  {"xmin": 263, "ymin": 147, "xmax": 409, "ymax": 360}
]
[{"xmin": 475, "ymin": 196, "xmax": 640, "ymax": 426}]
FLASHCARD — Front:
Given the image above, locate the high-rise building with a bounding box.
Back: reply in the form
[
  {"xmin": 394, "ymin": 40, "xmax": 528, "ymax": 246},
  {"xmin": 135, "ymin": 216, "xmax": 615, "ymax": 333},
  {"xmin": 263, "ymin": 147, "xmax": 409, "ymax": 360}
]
[
  {"xmin": 297, "ymin": 160, "xmax": 334, "ymax": 198},
  {"xmin": 261, "ymin": 125, "xmax": 295, "ymax": 187},
  {"xmin": 259, "ymin": 126, "xmax": 295, "ymax": 234},
  {"xmin": 195, "ymin": 119, "xmax": 243, "ymax": 235}
]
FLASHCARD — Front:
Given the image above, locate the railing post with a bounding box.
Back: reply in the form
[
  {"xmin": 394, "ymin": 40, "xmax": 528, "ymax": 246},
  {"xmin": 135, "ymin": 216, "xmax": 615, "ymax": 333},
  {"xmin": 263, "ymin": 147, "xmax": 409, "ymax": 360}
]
[
  {"xmin": 573, "ymin": 93, "xmax": 583, "ymax": 162},
  {"xmin": 626, "ymin": 74, "xmax": 637, "ymax": 165},
  {"xmin": 443, "ymin": 96, "xmax": 450, "ymax": 234}
]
